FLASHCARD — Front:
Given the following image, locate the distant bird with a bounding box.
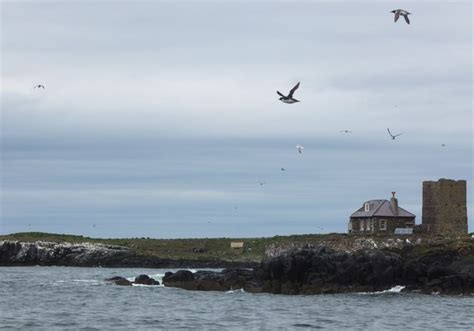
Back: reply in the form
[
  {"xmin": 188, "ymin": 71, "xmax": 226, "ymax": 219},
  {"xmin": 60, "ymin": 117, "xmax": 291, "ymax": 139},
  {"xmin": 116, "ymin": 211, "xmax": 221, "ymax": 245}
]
[
  {"xmin": 340, "ymin": 130, "xmax": 352, "ymax": 134},
  {"xmin": 259, "ymin": 181, "xmax": 266, "ymax": 186},
  {"xmin": 391, "ymin": 9, "xmax": 411, "ymax": 24},
  {"xmin": 277, "ymin": 82, "xmax": 300, "ymax": 104},
  {"xmin": 441, "ymin": 144, "xmax": 446, "ymax": 147},
  {"xmin": 34, "ymin": 84, "xmax": 45, "ymax": 89},
  {"xmin": 387, "ymin": 128, "xmax": 403, "ymax": 140},
  {"xmin": 93, "ymin": 224, "xmax": 96, "ymax": 228},
  {"xmin": 296, "ymin": 144, "xmax": 304, "ymax": 154},
  {"xmin": 281, "ymin": 167, "xmax": 286, "ymax": 171}
]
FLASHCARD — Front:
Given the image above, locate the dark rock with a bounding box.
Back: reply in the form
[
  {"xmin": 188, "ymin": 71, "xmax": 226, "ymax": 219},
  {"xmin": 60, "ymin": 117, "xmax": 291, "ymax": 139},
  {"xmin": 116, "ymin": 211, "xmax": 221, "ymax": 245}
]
[
  {"xmin": 0, "ymin": 240, "xmax": 256, "ymax": 268},
  {"xmin": 105, "ymin": 276, "xmax": 132, "ymax": 286},
  {"xmin": 134, "ymin": 274, "xmax": 160, "ymax": 286},
  {"xmin": 162, "ymin": 246, "xmax": 474, "ymax": 296},
  {"xmin": 162, "ymin": 270, "xmax": 196, "ymax": 290}
]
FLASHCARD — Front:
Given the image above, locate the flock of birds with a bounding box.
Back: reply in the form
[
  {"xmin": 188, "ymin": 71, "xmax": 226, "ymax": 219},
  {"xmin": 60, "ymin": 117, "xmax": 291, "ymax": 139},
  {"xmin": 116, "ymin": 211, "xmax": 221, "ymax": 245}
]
[
  {"xmin": 273, "ymin": 10, "xmax": 409, "ymax": 164},
  {"xmin": 256, "ymin": 8, "xmax": 447, "ymax": 188},
  {"xmin": 31, "ymin": 8, "xmax": 446, "ymax": 197},
  {"xmin": 274, "ymin": 7, "xmax": 412, "ymax": 160}
]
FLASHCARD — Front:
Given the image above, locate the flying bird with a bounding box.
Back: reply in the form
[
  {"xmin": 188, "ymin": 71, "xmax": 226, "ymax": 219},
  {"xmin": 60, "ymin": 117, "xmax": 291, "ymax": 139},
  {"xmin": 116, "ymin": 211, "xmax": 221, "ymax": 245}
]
[
  {"xmin": 387, "ymin": 128, "xmax": 403, "ymax": 140},
  {"xmin": 281, "ymin": 167, "xmax": 286, "ymax": 171},
  {"xmin": 277, "ymin": 82, "xmax": 300, "ymax": 104},
  {"xmin": 391, "ymin": 9, "xmax": 411, "ymax": 24},
  {"xmin": 296, "ymin": 144, "xmax": 304, "ymax": 154},
  {"xmin": 34, "ymin": 84, "xmax": 45, "ymax": 89},
  {"xmin": 441, "ymin": 144, "xmax": 446, "ymax": 147},
  {"xmin": 340, "ymin": 130, "xmax": 352, "ymax": 134},
  {"xmin": 259, "ymin": 181, "xmax": 266, "ymax": 186}
]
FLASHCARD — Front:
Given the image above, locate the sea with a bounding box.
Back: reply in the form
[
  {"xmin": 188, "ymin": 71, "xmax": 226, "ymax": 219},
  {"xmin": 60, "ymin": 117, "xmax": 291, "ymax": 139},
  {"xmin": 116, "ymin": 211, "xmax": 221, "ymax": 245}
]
[{"xmin": 1, "ymin": 267, "xmax": 473, "ymax": 330}]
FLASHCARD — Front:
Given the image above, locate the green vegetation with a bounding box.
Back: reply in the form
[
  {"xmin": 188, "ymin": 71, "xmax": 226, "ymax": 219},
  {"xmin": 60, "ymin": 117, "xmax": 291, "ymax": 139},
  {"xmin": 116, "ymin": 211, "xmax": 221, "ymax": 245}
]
[{"xmin": 1, "ymin": 232, "xmax": 472, "ymax": 263}]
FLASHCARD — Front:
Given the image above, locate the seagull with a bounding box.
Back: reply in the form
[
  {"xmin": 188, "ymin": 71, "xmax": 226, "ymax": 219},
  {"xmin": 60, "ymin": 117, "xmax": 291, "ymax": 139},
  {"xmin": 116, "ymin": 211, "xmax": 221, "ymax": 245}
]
[
  {"xmin": 34, "ymin": 84, "xmax": 45, "ymax": 89},
  {"xmin": 387, "ymin": 128, "xmax": 403, "ymax": 140},
  {"xmin": 340, "ymin": 130, "xmax": 352, "ymax": 134},
  {"xmin": 259, "ymin": 181, "xmax": 266, "ymax": 186},
  {"xmin": 296, "ymin": 144, "xmax": 304, "ymax": 154},
  {"xmin": 441, "ymin": 144, "xmax": 446, "ymax": 147},
  {"xmin": 391, "ymin": 9, "xmax": 411, "ymax": 24},
  {"xmin": 277, "ymin": 82, "xmax": 300, "ymax": 104},
  {"xmin": 281, "ymin": 167, "xmax": 286, "ymax": 171}
]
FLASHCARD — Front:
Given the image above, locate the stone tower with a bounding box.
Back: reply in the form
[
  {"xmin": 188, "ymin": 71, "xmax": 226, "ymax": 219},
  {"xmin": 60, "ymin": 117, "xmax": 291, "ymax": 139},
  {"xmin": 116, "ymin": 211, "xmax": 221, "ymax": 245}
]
[{"xmin": 422, "ymin": 179, "xmax": 468, "ymax": 235}]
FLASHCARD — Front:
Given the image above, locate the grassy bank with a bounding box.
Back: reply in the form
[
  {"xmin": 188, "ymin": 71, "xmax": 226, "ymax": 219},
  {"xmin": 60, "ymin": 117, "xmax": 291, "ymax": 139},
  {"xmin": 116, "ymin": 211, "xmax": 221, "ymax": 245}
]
[
  {"xmin": 1, "ymin": 232, "xmax": 472, "ymax": 263},
  {"xmin": 0, "ymin": 232, "xmax": 341, "ymax": 263}
]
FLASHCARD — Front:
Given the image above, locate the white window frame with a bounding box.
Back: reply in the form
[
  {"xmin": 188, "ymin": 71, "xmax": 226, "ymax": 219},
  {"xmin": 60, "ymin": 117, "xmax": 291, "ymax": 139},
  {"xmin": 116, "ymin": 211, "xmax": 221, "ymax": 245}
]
[
  {"xmin": 380, "ymin": 219, "xmax": 387, "ymax": 230},
  {"xmin": 360, "ymin": 220, "xmax": 365, "ymax": 231},
  {"xmin": 364, "ymin": 203, "xmax": 370, "ymax": 212}
]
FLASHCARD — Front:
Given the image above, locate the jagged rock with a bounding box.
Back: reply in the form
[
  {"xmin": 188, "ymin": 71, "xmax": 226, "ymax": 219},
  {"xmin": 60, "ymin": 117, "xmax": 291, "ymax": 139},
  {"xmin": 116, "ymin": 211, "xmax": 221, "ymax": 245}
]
[
  {"xmin": 134, "ymin": 275, "xmax": 160, "ymax": 285},
  {"xmin": 163, "ymin": 246, "xmax": 474, "ymax": 295},
  {"xmin": 162, "ymin": 268, "xmax": 254, "ymax": 292}
]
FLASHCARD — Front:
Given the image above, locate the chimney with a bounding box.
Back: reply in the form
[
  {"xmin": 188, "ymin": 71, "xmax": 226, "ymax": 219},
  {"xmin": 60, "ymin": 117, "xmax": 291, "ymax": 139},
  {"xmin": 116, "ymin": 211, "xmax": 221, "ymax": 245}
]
[{"xmin": 390, "ymin": 192, "xmax": 399, "ymax": 215}]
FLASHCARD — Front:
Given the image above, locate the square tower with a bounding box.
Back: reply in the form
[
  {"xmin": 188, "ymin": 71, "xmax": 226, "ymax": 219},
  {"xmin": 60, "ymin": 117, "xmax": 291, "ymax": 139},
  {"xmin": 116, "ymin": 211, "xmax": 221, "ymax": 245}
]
[{"xmin": 422, "ymin": 179, "xmax": 468, "ymax": 235}]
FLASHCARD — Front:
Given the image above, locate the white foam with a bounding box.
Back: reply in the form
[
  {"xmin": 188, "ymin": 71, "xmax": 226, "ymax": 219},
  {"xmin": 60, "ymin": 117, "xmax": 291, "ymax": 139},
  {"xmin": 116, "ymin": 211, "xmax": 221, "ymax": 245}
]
[
  {"xmin": 131, "ymin": 283, "xmax": 163, "ymax": 287},
  {"xmin": 382, "ymin": 285, "xmax": 405, "ymax": 293},
  {"xmin": 225, "ymin": 288, "xmax": 245, "ymax": 294},
  {"xmin": 357, "ymin": 285, "xmax": 406, "ymax": 295}
]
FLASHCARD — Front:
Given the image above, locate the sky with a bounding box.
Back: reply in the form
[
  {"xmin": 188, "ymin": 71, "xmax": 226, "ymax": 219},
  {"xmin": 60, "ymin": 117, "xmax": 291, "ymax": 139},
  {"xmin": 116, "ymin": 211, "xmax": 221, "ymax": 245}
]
[{"xmin": 0, "ymin": 0, "xmax": 472, "ymax": 238}]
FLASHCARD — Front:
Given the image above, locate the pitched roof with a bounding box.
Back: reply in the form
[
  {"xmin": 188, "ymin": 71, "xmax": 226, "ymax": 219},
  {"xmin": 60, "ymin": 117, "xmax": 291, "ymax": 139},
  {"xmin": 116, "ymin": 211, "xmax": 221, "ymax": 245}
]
[{"xmin": 350, "ymin": 199, "xmax": 415, "ymax": 218}]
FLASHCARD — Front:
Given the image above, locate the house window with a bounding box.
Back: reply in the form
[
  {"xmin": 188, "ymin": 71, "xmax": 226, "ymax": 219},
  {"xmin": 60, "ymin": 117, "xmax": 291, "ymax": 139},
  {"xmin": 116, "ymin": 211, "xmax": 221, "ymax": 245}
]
[
  {"xmin": 348, "ymin": 222, "xmax": 353, "ymax": 232},
  {"xmin": 380, "ymin": 219, "xmax": 387, "ymax": 230},
  {"xmin": 364, "ymin": 203, "xmax": 370, "ymax": 212},
  {"xmin": 360, "ymin": 220, "xmax": 365, "ymax": 231},
  {"xmin": 368, "ymin": 219, "xmax": 373, "ymax": 231}
]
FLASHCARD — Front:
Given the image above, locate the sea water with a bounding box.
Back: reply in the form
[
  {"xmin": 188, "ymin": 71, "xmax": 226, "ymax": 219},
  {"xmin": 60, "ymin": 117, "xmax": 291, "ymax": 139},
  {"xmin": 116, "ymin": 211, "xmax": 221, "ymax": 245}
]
[{"xmin": 1, "ymin": 267, "xmax": 473, "ymax": 330}]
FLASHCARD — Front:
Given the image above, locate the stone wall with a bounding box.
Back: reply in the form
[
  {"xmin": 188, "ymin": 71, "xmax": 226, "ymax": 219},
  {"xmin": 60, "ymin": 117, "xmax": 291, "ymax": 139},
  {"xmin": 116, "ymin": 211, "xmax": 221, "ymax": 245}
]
[
  {"xmin": 349, "ymin": 217, "xmax": 415, "ymax": 235},
  {"xmin": 422, "ymin": 179, "xmax": 468, "ymax": 235}
]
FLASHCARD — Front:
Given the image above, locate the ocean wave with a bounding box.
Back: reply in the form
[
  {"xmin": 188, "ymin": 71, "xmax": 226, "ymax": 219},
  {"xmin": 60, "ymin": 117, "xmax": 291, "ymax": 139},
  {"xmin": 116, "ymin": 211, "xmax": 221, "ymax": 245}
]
[
  {"xmin": 357, "ymin": 285, "xmax": 406, "ymax": 295},
  {"xmin": 225, "ymin": 288, "xmax": 245, "ymax": 294},
  {"xmin": 131, "ymin": 283, "xmax": 164, "ymax": 287}
]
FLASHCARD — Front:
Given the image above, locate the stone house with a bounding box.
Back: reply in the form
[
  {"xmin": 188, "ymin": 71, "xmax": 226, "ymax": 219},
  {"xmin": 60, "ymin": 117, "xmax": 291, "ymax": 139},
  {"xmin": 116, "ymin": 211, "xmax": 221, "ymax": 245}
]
[{"xmin": 348, "ymin": 192, "xmax": 416, "ymax": 235}]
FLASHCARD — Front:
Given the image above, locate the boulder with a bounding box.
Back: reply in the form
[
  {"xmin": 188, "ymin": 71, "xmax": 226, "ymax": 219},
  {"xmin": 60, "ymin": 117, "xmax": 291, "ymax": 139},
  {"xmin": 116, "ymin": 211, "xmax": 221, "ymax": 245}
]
[
  {"xmin": 162, "ymin": 270, "xmax": 197, "ymax": 290},
  {"xmin": 134, "ymin": 274, "xmax": 160, "ymax": 286},
  {"xmin": 105, "ymin": 276, "xmax": 132, "ymax": 286}
]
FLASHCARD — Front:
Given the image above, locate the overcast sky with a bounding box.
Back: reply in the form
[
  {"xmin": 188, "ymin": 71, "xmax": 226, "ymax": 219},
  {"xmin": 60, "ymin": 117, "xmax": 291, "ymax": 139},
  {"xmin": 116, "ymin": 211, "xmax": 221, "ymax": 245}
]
[{"xmin": 1, "ymin": 0, "xmax": 472, "ymax": 238}]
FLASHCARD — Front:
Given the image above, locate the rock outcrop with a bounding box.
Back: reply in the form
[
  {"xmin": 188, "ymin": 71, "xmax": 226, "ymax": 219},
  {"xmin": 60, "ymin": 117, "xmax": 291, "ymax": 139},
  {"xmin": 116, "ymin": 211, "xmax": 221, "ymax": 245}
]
[
  {"xmin": 0, "ymin": 241, "xmax": 255, "ymax": 268},
  {"xmin": 105, "ymin": 276, "xmax": 133, "ymax": 286},
  {"xmin": 163, "ymin": 268, "xmax": 255, "ymax": 291},
  {"xmin": 163, "ymin": 246, "xmax": 474, "ymax": 295},
  {"xmin": 134, "ymin": 275, "xmax": 160, "ymax": 286}
]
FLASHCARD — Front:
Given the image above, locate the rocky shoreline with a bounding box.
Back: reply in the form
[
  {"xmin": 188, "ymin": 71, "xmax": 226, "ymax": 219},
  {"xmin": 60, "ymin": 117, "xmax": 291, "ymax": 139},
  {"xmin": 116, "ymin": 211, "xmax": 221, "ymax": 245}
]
[
  {"xmin": 161, "ymin": 246, "xmax": 474, "ymax": 295},
  {"xmin": 0, "ymin": 241, "xmax": 257, "ymax": 268},
  {"xmin": 2, "ymin": 239, "xmax": 473, "ymax": 295}
]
